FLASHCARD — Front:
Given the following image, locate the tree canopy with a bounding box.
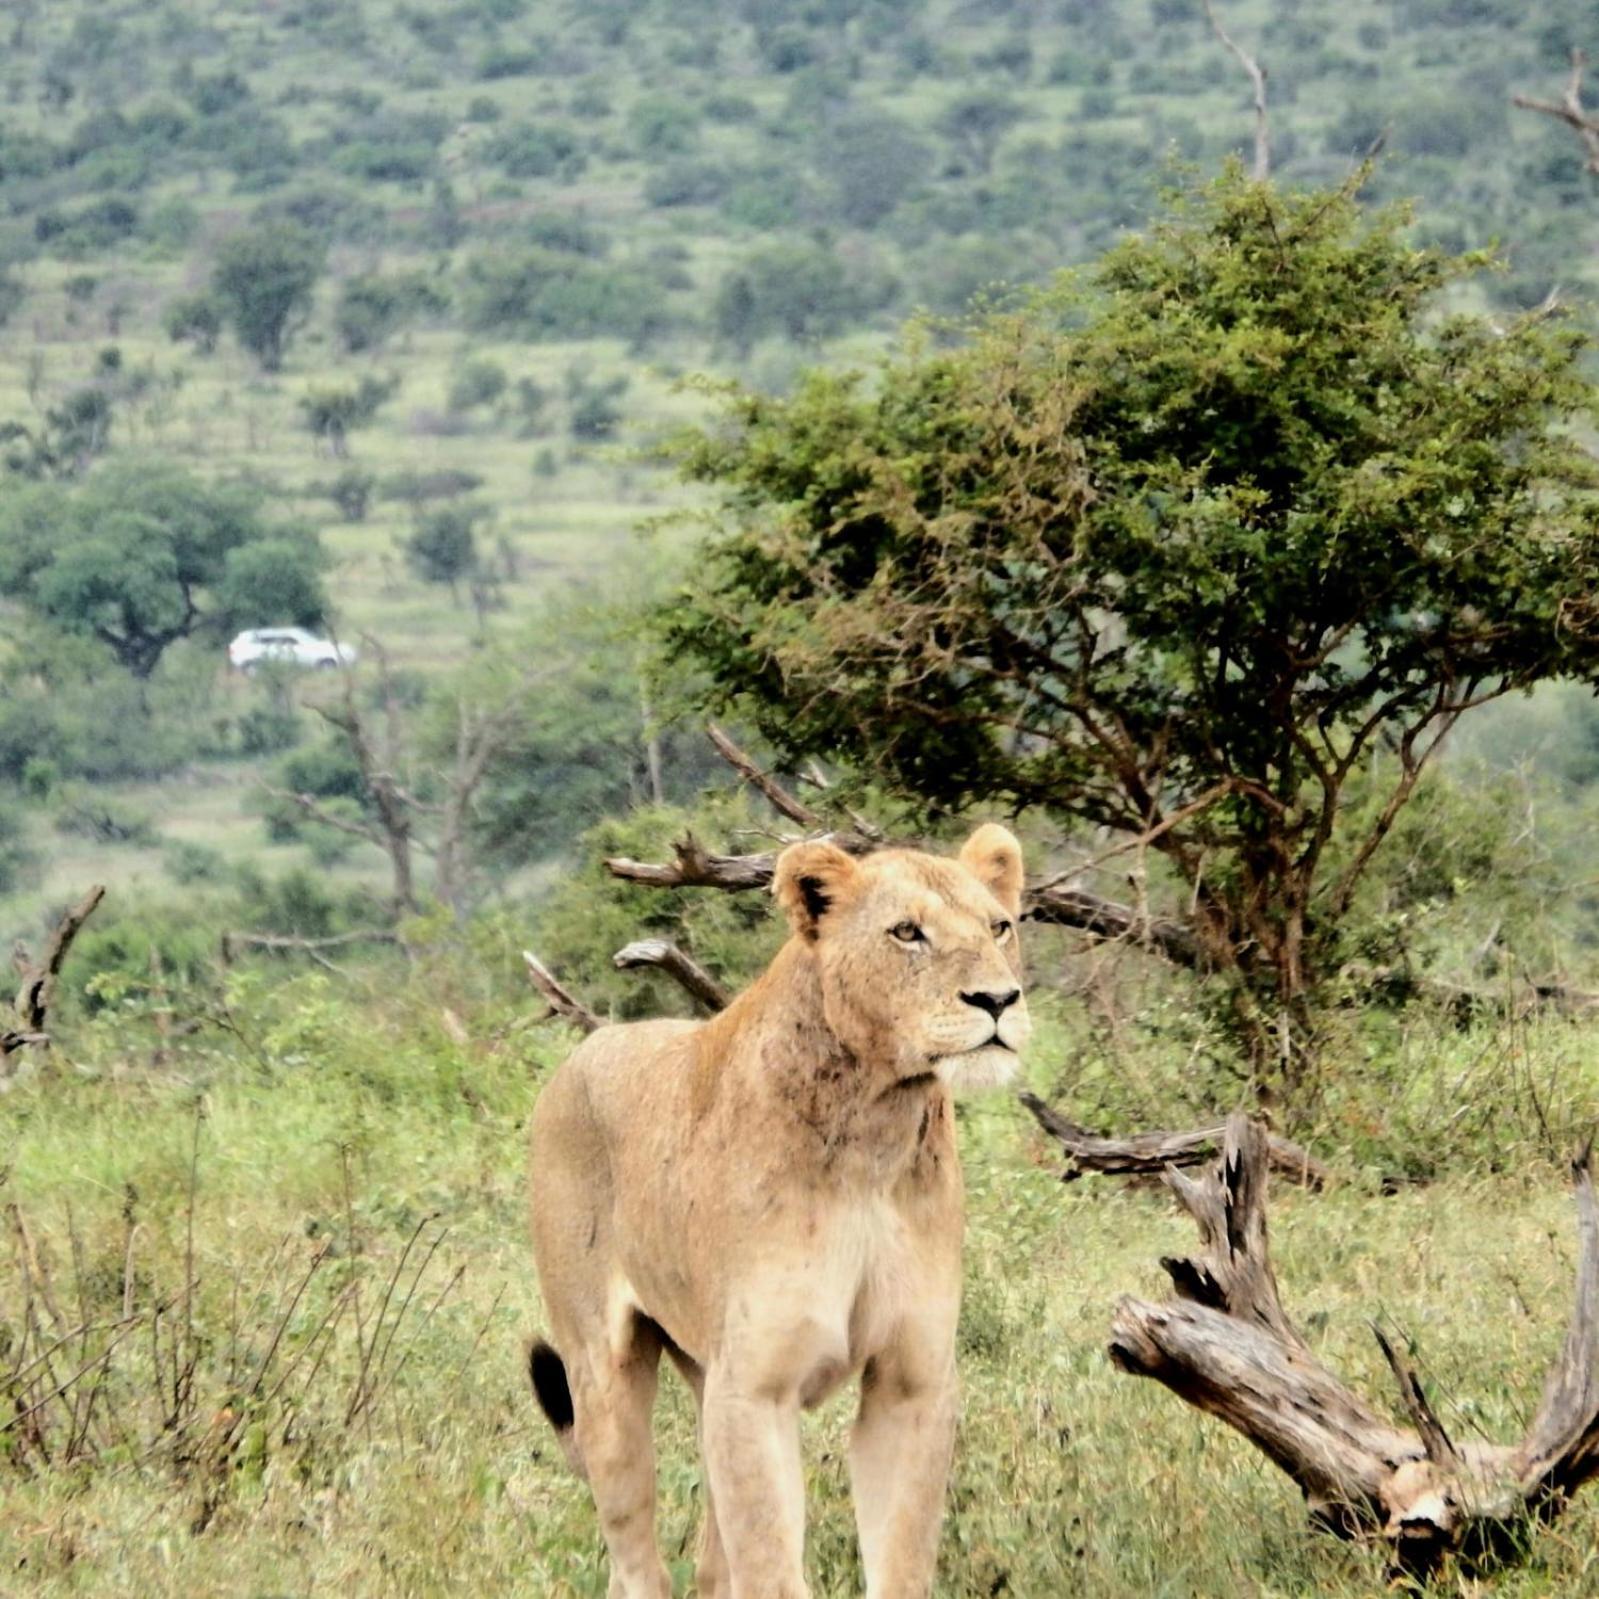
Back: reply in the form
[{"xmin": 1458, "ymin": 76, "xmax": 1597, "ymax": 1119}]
[
  {"xmin": 0, "ymin": 458, "xmax": 328, "ymax": 677},
  {"xmin": 663, "ymin": 165, "xmax": 1599, "ymax": 1100},
  {"xmin": 210, "ymin": 221, "xmax": 324, "ymax": 372}
]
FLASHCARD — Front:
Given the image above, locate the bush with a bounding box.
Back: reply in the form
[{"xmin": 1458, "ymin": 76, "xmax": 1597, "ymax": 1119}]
[
  {"xmin": 53, "ymin": 795, "xmax": 158, "ymax": 847},
  {"xmin": 0, "ymin": 800, "xmax": 38, "ymax": 896},
  {"xmin": 334, "ymin": 270, "xmax": 449, "ymax": 353},
  {"xmin": 483, "ymin": 120, "xmax": 586, "ymax": 180},
  {"xmin": 460, "ymin": 249, "xmax": 666, "ymax": 344},
  {"xmin": 447, "ymin": 357, "xmax": 509, "ymax": 413}
]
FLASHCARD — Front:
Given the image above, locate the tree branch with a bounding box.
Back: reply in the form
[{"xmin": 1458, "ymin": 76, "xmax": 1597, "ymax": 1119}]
[
  {"xmin": 1202, "ymin": 0, "xmax": 1270, "ymax": 179},
  {"xmin": 521, "ymin": 950, "xmax": 602, "ymax": 1033},
  {"xmin": 706, "ymin": 723, "xmax": 824, "ymax": 828},
  {"xmin": 4, "ymin": 886, "xmax": 106, "ymax": 1056},
  {"xmin": 1020, "ymin": 1091, "xmax": 1327, "ymax": 1189},
  {"xmin": 1514, "ymin": 48, "xmax": 1599, "ymax": 175},
  {"xmin": 613, "ymin": 940, "xmax": 730, "ymax": 1013},
  {"xmin": 604, "ymin": 835, "xmax": 1206, "ymax": 968}
]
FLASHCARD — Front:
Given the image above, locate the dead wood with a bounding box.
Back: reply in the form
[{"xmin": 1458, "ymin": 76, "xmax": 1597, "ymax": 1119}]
[
  {"xmin": 612, "ymin": 940, "xmax": 729, "ymax": 1013},
  {"xmin": 1108, "ymin": 1116, "xmax": 1599, "ymax": 1579},
  {"xmin": 4, "ymin": 886, "xmax": 105, "ymax": 1057},
  {"xmin": 1019, "ymin": 1091, "xmax": 1327, "ymax": 1189},
  {"xmin": 1202, "ymin": 0, "xmax": 1270, "ymax": 179},
  {"xmin": 521, "ymin": 951, "xmax": 602, "ymax": 1034}
]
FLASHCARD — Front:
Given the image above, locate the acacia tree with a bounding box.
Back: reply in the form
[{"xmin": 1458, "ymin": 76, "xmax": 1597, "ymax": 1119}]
[
  {"xmin": 210, "ymin": 222, "xmax": 324, "ymax": 373},
  {"xmin": 660, "ymin": 166, "xmax": 1599, "ymax": 1109},
  {"xmin": 0, "ymin": 458, "xmax": 328, "ymax": 678}
]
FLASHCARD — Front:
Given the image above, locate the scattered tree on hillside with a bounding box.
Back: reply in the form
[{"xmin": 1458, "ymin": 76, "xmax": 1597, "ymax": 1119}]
[
  {"xmin": 210, "ymin": 221, "xmax": 325, "ymax": 372},
  {"xmin": 660, "ymin": 166, "xmax": 1599, "ymax": 1112},
  {"xmin": 934, "ymin": 89, "xmax": 1026, "ymax": 176},
  {"xmin": 0, "ymin": 459, "xmax": 327, "ymax": 678},
  {"xmin": 163, "ymin": 290, "xmax": 224, "ymax": 355},
  {"xmin": 404, "ymin": 503, "xmax": 486, "ymax": 599},
  {"xmin": 299, "ymin": 373, "xmax": 399, "ymax": 458}
]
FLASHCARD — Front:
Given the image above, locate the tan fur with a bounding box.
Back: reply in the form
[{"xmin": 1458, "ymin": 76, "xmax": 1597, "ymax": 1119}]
[{"xmin": 528, "ymin": 826, "xmax": 1030, "ymax": 1598}]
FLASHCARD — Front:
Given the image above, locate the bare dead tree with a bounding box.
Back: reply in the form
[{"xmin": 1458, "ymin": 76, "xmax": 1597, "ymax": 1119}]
[
  {"xmin": 261, "ymin": 641, "xmax": 544, "ymax": 922},
  {"xmin": 1202, "ymin": 0, "xmax": 1269, "ymax": 179},
  {"xmin": 1514, "ymin": 48, "xmax": 1599, "ymax": 176},
  {"xmin": 1110, "ymin": 1116, "xmax": 1599, "ymax": 1580},
  {"xmin": 3, "ymin": 886, "xmax": 105, "ymax": 1058}
]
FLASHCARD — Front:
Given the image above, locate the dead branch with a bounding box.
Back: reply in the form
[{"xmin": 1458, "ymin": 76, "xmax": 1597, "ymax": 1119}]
[
  {"xmin": 220, "ymin": 929, "xmax": 403, "ymax": 976},
  {"xmin": 706, "ymin": 723, "xmax": 824, "ymax": 828},
  {"xmin": 613, "ymin": 939, "xmax": 730, "ymax": 1013},
  {"xmin": 1514, "ymin": 48, "xmax": 1599, "ymax": 175},
  {"xmin": 1109, "ymin": 1117, "xmax": 1599, "ymax": 1579},
  {"xmin": 4, "ymin": 886, "xmax": 105, "ymax": 1057},
  {"xmin": 521, "ymin": 951, "xmax": 602, "ymax": 1034},
  {"xmin": 606, "ymin": 836, "xmax": 1204, "ymax": 969},
  {"xmin": 1019, "ymin": 1091, "xmax": 1327, "ymax": 1189},
  {"xmin": 1202, "ymin": 0, "xmax": 1270, "ymax": 179}
]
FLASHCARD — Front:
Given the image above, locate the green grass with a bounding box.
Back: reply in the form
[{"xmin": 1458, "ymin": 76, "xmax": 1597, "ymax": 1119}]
[{"xmin": 5, "ymin": 976, "xmax": 1599, "ymax": 1596}]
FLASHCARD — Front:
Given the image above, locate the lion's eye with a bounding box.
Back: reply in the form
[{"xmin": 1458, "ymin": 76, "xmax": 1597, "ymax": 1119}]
[
  {"xmin": 992, "ymin": 919, "xmax": 1013, "ymax": 942},
  {"xmin": 889, "ymin": 921, "xmax": 925, "ymax": 945}
]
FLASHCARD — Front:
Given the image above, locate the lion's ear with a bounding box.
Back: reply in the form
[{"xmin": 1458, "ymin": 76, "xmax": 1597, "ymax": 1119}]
[
  {"xmin": 772, "ymin": 840, "xmax": 859, "ymax": 941},
  {"xmin": 958, "ymin": 823, "xmax": 1024, "ymax": 917}
]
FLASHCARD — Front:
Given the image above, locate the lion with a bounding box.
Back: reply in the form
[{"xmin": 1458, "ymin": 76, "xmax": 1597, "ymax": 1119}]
[{"xmin": 527, "ymin": 824, "xmax": 1031, "ymax": 1598}]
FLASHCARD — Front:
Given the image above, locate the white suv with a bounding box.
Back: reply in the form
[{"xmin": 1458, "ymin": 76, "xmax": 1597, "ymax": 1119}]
[{"xmin": 228, "ymin": 627, "xmax": 357, "ymax": 674}]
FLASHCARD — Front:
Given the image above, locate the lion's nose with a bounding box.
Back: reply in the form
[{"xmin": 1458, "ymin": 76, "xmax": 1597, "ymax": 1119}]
[{"xmin": 960, "ymin": 987, "xmax": 1020, "ymax": 1020}]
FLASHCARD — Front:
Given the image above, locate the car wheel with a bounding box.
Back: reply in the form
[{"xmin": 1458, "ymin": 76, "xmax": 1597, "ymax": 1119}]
[
  {"xmin": 241, "ymin": 661, "xmax": 259, "ymax": 678},
  {"xmin": 315, "ymin": 658, "xmax": 338, "ymax": 670}
]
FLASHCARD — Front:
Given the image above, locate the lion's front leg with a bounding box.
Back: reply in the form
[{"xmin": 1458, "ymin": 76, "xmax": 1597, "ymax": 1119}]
[
  {"xmin": 699, "ymin": 1361, "xmax": 811, "ymax": 1599},
  {"xmin": 849, "ymin": 1325, "xmax": 958, "ymax": 1599}
]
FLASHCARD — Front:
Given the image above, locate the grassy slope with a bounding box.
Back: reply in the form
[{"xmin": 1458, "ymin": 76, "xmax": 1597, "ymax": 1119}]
[{"xmin": 4, "ymin": 979, "xmax": 1599, "ymax": 1596}]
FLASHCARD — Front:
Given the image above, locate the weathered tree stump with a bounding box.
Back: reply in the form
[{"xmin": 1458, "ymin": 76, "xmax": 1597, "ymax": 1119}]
[{"xmin": 1110, "ymin": 1115, "xmax": 1599, "ymax": 1580}]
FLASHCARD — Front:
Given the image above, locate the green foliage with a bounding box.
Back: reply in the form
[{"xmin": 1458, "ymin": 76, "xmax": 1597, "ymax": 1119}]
[
  {"xmin": 298, "ymin": 373, "xmax": 399, "ymax": 456},
  {"xmin": 447, "ymin": 357, "xmax": 508, "ymax": 414},
  {"xmin": 712, "ymin": 241, "xmax": 867, "ymax": 350},
  {"xmin": 459, "ymin": 248, "xmax": 666, "ymax": 344},
  {"xmin": 482, "ymin": 120, "xmax": 587, "ymax": 180},
  {"xmin": 0, "ymin": 799, "xmax": 38, "ymax": 896},
  {"xmin": 405, "ymin": 504, "xmax": 486, "ymax": 590},
  {"xmin": 162, "ymin": 290, "xmax": 224, "ymax": 354},
  {"xmin": 665, "ymin": 166, "xmax": 1599, "ymax": 1094},
  {"xmin": 210, "ymin": 221, "xmax": 325, "ymax": 371},
  {"xmin": 53, "ymin": 793, "xmax": 158, "ymax": 846},
  {"xmin": 333, "ymin": 269, "xmax": 448, "ymax": 353},
  {"xmin": 0, "ymin": 459, "xmax": 327, "ymax": 678}
]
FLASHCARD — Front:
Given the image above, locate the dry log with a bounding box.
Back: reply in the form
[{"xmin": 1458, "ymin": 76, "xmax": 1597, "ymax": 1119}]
[
  {"xmin": 3, "ymin": 886, "xmax": 105, "ymax": 1057},
  {"xmin": 521, "ymin": 951, "xmax": 602, "ymax": 1034},
  {"xmin": 1108, "ymin": 1116, "xmax": 1599, "ymax": 1579},
  {"xmin": 1019, "ymin": 1091, "xmax": 1327, "ymax": 1189},
  {"xmin": 612, "ymin": 940, "xmax": 729, "ymax": 1013}
]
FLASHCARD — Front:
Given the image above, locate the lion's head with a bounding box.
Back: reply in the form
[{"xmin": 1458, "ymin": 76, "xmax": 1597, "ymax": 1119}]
[{"xmin": 772, "ymin": 824, "xmax": 1031, "ymax": 1093}]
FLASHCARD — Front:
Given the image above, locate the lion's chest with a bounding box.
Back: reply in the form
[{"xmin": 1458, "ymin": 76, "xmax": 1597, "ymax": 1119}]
[{"xmin": 792, "ymin": 1197, "xmax": 921, "ymax": 1408}]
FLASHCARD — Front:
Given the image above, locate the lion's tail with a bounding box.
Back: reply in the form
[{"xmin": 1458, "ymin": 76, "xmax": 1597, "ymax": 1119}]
[{"xmin": 528, "ymin": 1339, "xmax": 585, "ymax": 1477}]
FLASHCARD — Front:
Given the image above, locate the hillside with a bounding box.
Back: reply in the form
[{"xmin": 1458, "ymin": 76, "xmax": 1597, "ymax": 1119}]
[{"xmin": 1, "ymin": 0, "xmax": 1597, "ymax": 937}]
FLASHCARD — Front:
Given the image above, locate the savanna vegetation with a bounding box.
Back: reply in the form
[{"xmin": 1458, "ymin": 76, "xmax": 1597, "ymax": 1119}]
[{"xmin": 7, "ymin": 0, "xmax": 1599, "ymax": 1592}]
